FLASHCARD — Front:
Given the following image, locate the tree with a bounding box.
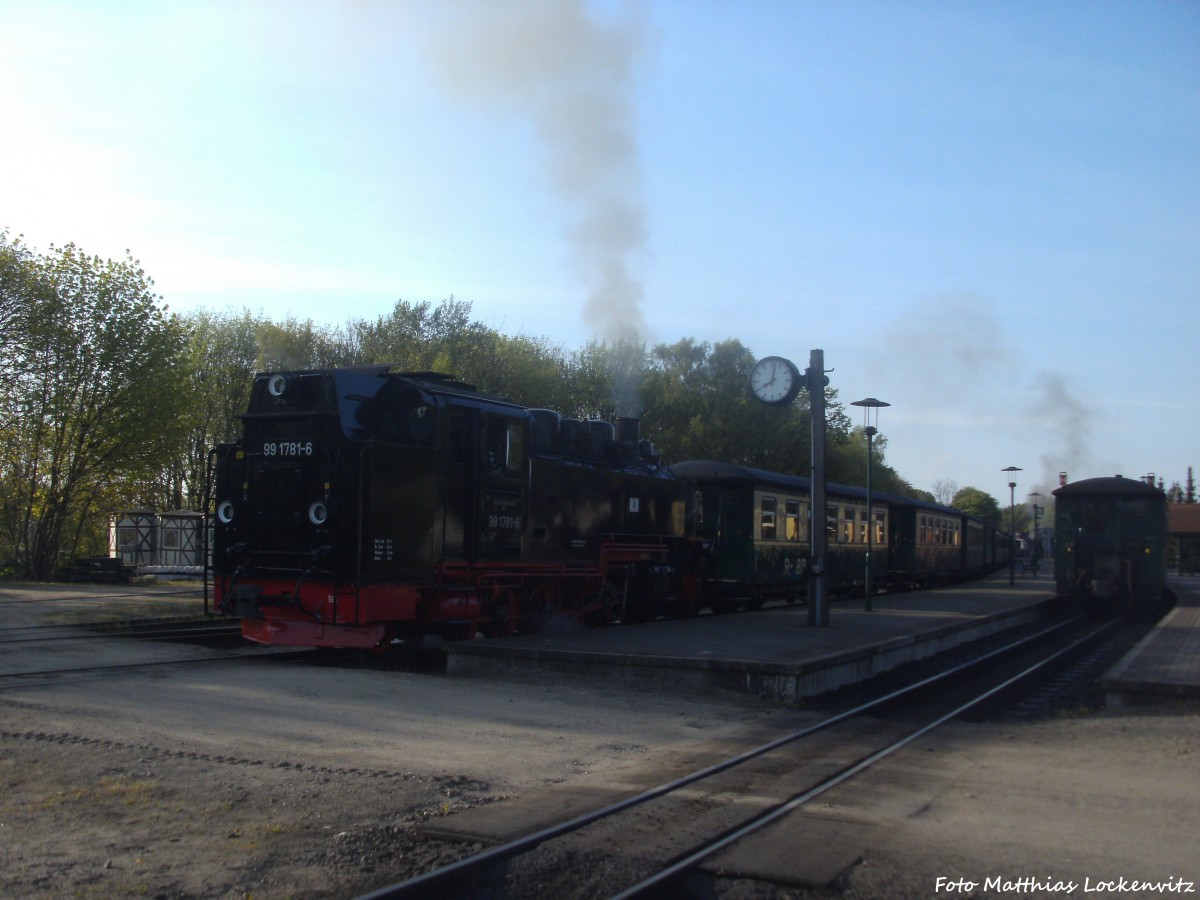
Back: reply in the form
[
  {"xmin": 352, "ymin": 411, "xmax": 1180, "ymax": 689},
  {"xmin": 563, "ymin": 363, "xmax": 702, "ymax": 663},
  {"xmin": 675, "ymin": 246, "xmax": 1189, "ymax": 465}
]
[
  {"xmin": 255, "ymin": 315, "xmax": 356, "ymax": 371},
  {"xmin": 639, "ymin": 338, "xmax": 812, "ymax": 468},
  {"xmin": 931, "ymin": 478, "xmax": 959, "ymax": 506},
  {"xmin": 0, "ymin": 236, "xmax": 189, "ymax": 578},
  {"xmin": 164, "ymin": 309, "xmax": 263, "ymax": 511},
  {"xmin": 950, "ymin": 486, "xmax": 1004, "ymax": 528}
]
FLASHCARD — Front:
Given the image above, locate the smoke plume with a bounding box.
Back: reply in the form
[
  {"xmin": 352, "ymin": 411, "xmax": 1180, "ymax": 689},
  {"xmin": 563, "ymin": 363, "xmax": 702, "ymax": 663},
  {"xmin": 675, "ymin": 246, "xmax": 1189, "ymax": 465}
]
[
  {"xmin": 866, "ymin": 292, "xmax": 1097, "ymax": 495},
  {"xmin": 418, "ymin": 0, "xmax": 653, "ymax": 344},
  {"xmin": 1031, "ymin": 370, "xmax": 1093, "ymax": 489},
  {"xmin": 871, "ymin": 293, "xmax": 1012, "ymax": 404}
]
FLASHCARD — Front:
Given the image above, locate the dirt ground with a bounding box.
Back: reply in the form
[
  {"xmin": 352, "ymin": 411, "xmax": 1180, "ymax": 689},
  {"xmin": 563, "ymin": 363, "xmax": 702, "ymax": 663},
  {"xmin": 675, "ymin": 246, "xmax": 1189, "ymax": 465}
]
[{"xmin": 1, "ymin": 585, "xmax": 1197, "ymax": 899}]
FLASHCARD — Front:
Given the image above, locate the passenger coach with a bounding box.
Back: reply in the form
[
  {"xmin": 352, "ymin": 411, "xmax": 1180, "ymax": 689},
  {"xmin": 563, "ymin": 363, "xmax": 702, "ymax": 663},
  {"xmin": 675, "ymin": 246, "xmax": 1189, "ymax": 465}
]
[
  {"xmin": 668, "ymin": 461, "xmax": 888, "ymax": 606},
  {"xmin": 1053, "ymin": 475, "xmax": 1168, "ymax": 613}
]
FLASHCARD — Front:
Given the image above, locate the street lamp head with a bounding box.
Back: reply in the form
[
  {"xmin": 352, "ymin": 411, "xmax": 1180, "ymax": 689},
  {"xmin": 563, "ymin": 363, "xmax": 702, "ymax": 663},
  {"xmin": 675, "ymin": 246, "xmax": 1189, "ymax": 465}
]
[
  {"xmin": 851, "ymin": 397, "xmax": 890, "ymax": 436},
  {"xmin": 1002, "ymin": 465, "xmax": 1022, "ymax": 488}
]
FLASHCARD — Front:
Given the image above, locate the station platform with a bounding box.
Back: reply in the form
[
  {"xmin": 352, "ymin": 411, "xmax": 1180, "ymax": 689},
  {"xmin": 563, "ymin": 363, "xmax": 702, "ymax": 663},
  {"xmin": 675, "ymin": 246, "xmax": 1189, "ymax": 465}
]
[
  {"xmin": 1101, "ymin": 575, "xmax": 1200, "ymax": 707},
  {"xmin": 445, "ymin": 569, "xmax": 1058, "ymax": 704}
]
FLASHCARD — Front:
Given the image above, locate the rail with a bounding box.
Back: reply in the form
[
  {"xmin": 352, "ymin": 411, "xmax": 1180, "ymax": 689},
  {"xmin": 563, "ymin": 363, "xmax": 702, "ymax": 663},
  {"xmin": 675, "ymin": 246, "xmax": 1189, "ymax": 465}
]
[{"xmin": 356, "ymin": 615, "xmax": 1121, "ymax": 899}]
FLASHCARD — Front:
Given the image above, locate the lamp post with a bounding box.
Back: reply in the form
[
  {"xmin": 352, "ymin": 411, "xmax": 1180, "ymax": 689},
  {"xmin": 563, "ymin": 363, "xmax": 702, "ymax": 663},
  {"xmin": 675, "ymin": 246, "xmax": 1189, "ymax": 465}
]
[
  {"xmin": 1002, "ymin": 466, "xmax": 1022, "ymax": 585},
  {"xmin": 852, "ymin": 397, "xmax": 890, "ymax": 610}
]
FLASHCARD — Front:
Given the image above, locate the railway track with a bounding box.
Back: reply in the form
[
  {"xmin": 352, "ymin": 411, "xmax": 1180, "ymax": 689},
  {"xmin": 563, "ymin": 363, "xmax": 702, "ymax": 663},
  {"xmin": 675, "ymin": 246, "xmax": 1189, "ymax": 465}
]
[
  {"xmin": 0, "ymin": 618, "xmax": 317, "ymax": 682},
  {"xmin": 0, "ymin": 617, "xmax": 240, "ymax": 645},
  {"xmin": 355, "ymin": 615, "xmax": 1123, "ymax": 900},
  {"xmin": 0, "ymin": 585, "xmax": 204, "ymax": 605}
]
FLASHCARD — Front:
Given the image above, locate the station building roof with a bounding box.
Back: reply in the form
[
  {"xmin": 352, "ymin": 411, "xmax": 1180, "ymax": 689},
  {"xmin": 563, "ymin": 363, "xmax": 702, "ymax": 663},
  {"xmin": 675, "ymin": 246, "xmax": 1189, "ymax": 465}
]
[{"xmin": 1168, "ymin": 504, "xmax": 1200, "ymax": 537}]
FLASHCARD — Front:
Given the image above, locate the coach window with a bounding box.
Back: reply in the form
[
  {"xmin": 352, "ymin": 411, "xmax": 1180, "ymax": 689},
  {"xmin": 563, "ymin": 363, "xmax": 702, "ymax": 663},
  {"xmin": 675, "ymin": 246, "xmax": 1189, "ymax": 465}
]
[
  {"xmin": 760, "ymin": 496, "xmax": 777, "ymax": 540},
  {"xmin": 842, "ymin": 507, "xmax": 856, "ymax": 544},
  {"xmin": 826, "ymin": 505, "xmax": 838, "ymax": 543},
  {"xmin": 874, "ymin": 510, "xmax": 886, "ymax": 546},
  {"xmin": 785, "ymin": 499, "xmax": 802, "ymax": 542}
]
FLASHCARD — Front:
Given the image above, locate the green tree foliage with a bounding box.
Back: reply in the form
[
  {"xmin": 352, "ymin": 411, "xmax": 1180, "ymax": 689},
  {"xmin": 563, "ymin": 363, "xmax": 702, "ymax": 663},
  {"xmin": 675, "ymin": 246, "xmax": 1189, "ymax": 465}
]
[
  {"xmin": 346, "ymin": 297, "xmax": 482, "ymax": 371},
  {"xmin": 829, "ymin": 425, "xmax": 916, "ymax": 497},
  {"xmin": 639, "ymin": 338, "xmax": 825, "ymax": 470},
  {"xmin": 170, "ymin": 309, "xmax": 263, "ymax": 510},
  {"xmin": 0, "ymin": 229, "xmax": 924, "ymax": 579},
  {"xmin": 0, "ymin": 234, "xmax": 189, "ymax": 578},
  {"xmin": 255, "ymin": 315, "xmax": 357, "ymax": 371},
  {"xmin": 560, "ymin": 340, "xmax": 644, "ymax": 421},
  {"xmin": 950, "ymin": 486, "xmax": 1003, "ymax": 527}
]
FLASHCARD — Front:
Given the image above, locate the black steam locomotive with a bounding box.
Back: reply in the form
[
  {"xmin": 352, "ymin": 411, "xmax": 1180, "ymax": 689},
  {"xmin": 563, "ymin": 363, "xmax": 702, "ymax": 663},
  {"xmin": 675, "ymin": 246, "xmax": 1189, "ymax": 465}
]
[
  {"xmin": 208, "ymin": 366, "xmax": 1007, "ymax": 647},
  {"xmin": 209, "ymin": 366, "xmax": 700, "ymax": 646}
]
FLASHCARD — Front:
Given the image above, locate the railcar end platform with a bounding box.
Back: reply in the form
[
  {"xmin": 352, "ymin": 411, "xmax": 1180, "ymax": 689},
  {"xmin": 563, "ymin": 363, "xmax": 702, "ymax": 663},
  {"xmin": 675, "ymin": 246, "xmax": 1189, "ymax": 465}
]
[
  {"xmin": 445, "ymin": 569, "xmax": 1058, "ymax": 704},
  {"xmin": 1101, "ymin": 575, "xmax": 1200, "ymax": 707}
]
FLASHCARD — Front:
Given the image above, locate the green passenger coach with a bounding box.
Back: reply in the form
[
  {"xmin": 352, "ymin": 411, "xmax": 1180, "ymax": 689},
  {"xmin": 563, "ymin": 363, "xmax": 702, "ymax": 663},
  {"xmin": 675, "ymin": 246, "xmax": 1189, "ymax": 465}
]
[{"xmin": 669, "ymin": 461, "xmax": 886, "ymax": 608}]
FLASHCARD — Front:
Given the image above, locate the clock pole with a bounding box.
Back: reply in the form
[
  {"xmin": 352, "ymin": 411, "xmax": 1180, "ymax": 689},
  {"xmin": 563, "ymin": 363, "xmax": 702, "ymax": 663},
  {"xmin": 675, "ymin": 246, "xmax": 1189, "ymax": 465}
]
[
  {"xmin": 748, "ymin": 349, "xmax": 830, "ymax": 626},
  {"xmin": 807, "ymin": 348, "xmax": 829, "ymax": 626}
]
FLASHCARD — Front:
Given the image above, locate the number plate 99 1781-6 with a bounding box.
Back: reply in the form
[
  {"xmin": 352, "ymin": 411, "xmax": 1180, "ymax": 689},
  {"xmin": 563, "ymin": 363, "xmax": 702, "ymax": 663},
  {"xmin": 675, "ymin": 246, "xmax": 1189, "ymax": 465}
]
[{"xmin": 262, "ymin": 441, "xmax": 315, "ymax": 457}]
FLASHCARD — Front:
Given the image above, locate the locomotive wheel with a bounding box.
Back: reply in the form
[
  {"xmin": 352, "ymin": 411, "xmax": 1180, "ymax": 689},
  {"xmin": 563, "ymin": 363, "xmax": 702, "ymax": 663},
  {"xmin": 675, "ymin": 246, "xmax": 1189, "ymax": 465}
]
[
  {"xmin": 581, "ymin": 583, "xmax": 619, "ymax": 628},
  {"xmin": 520, "ymin": 584, "xmax": 559, "ymax": 633},
  {"xmin": 490, "ymin": 589, "xmax": 520, "ymax": 637}
]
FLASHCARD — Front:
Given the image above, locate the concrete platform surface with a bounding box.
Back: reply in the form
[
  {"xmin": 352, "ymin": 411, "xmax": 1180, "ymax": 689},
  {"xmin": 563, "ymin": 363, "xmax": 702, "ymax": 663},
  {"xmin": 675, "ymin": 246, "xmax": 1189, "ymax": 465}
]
[
  {"xmin": 1102, "ymin": 575, "xmax": 1200, "ymax": 706},
  {"xmin": 446, "ymin": 569, "xmax": 1058, "ymax": 703}
]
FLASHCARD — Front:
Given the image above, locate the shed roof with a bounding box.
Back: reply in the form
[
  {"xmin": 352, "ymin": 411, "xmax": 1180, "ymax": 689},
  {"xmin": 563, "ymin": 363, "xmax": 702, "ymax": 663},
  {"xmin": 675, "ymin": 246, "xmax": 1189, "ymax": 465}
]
[{"xmin": 1167, "ymin": 504, "xmax": 1200, "ymax": 536}]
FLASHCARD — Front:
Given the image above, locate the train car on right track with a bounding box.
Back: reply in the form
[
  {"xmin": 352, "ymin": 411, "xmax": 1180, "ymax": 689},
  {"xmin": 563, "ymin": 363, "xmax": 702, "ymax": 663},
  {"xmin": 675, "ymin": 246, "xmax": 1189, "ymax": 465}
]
[{"xmin": 1053, "ymin": 475, "xmax": 1169, "ymax": 614}]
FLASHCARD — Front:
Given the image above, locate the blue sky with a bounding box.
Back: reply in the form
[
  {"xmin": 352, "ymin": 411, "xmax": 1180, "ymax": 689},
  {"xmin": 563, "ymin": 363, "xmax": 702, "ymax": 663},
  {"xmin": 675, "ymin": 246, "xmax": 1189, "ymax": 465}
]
[{"xmin": 3, "ymin": 0, "xmax": 1197, "ymax": 505}]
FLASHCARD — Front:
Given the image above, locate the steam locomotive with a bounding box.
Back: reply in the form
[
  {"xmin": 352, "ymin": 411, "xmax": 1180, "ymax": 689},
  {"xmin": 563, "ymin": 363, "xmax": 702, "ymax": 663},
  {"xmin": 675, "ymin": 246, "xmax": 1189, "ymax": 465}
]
[{"xmin": 208, "ymin": 366, "xmax": 1008, "ymax": 647}]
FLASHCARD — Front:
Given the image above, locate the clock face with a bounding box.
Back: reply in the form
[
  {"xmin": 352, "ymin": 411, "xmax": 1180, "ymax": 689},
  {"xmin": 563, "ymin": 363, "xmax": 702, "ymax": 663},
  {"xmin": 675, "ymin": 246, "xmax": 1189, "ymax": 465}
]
[{"xmin": 749, "ymin": 356, "xmax": 802, "ymax": 406}]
